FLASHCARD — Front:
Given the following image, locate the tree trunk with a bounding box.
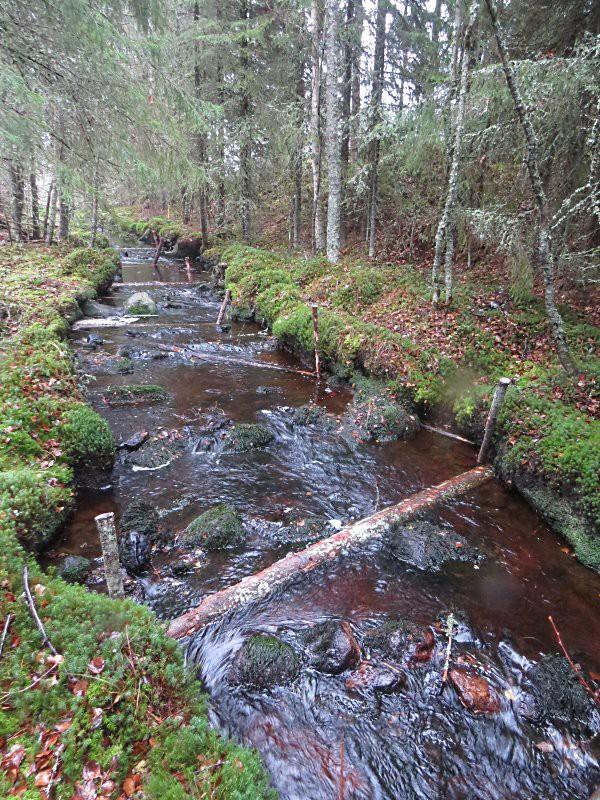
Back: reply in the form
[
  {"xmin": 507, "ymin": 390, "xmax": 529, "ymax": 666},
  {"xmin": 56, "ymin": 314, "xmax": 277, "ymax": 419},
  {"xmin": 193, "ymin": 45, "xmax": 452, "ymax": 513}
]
[
  {"xmin": 310, "ymin": 0, "xmax": 326, "ymax": 252},
  {"xmin": 8, "ymin": 161, "xmax": 25, "ymax": 241},
  {"xmin": 239, "ymin": 0, "xmax": 252, "ymax": 242},
  {"xmin": 340, "ymin": 0, "xmax": 354, "ymax": 245},
  {"xmin": 194, "ymin": 1, "xmax": 210, "ymax": 248},
  {"xmin": 291, "ymin": 46, "xmax": 304, "ymax": 248},
  {"xmin": 325, "ymin": 0, "xmax": 342, "ymax": 264},
  {"xmin": 431, "ymin": 2, "xmax": 475, "ymax": 305},
  {"xmin": 350, "ymin": 0, "xmax": 362, "ymax": 165},
  {"xmin": 90, "ymin": 170, "xmax": 99, "ymax": 248},
  {"xmin": 215, "ymin": 0, "xmax": 226, "ymax": 230},
  {"xmin": 484, "ymin": 0, "xmax": 575, "ymax": 375},
  {"xmin": 367, "ymin": 0, "xmax": 387, "ymax": 258},
  {"xmin": 58, "ymin": 192, "xmax": 70, "ymax": 241},
  {"xmin": 167, "ymin": 466, "xmax": 494, "ymax": 638},
  {"xmin": 29, "ymin": 167, "xmax": 40, "ymax": 239},
  {"xmin": 45, "ymin": 180, "xmax": 58, "ymax": 245},
  {"xmin": 42, "ymin": 181, "xmax": 53, "ymax": 241}
]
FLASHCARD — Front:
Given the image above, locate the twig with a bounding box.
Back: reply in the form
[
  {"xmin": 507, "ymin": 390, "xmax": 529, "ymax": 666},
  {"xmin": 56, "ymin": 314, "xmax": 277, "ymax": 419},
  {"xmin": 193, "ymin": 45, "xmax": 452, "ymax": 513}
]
[
  {"xmin": 0, "ymin": 664, "xmax": 57, "ymax": 699},
  {"xmin": 442, "ymin": 613, "xmax": 455, "ymax": 684},
  {"xmin": 338, "ymin": 735, "xmax": 345, "ymax": 800},
  {"xmin": 0, "ymin": 613, "xmax": 13, "ymax": 659},
  {"xmin": 548, "ymin": 615, "xmax": 600, "ymax": 706},
  {"xmin": 23, "ymin": 565, "xmax": 58, "ymax": 656}
]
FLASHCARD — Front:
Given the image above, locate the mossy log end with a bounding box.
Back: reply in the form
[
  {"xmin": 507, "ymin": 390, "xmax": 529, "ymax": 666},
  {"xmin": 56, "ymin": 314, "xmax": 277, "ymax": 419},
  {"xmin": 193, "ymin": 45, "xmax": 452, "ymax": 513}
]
[{"xmin": 167, "ymin": 465, "xmax": 494, "ymax": 639}]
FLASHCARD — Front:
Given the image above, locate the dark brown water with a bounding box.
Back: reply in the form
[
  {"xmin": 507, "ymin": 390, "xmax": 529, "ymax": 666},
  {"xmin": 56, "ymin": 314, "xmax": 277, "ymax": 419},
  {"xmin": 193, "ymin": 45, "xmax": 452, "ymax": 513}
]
[{"xmin": 49, "ymin": 247, "xmax": 600, "ymax": 800}]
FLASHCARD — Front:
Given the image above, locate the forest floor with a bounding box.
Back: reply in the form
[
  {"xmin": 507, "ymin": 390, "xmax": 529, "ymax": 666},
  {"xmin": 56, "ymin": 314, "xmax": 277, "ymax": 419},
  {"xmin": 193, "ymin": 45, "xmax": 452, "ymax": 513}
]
[{"xmin": 0, "ymin": 243, "xmax": 274, "ymax": 800}]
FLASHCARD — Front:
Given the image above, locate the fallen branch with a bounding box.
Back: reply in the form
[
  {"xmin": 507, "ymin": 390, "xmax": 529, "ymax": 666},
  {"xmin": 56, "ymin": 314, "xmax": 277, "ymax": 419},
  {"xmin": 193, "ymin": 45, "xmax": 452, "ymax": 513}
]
[
  {"xmin": 0, "ymin": 613, "xmax": 13, "ymax": 659},
  {"xmin": 168, "ymin": 466, "xmax": 493, "ymax": 639},
  {"xmin": 155, "ymin": 342, "xmax": 316, "ymax": 377},
  {"xmin": 23, "ymin": 565, "xmax": 58, "ymax": 655},
  {"xmin": 441, "ymin": 612, "xmax": 456, "ymax": 684},
  {"xmin": 421, "ymin": 424, "xmax": 475, "ymax": 445},
  {"xmin": 216, "ymin": 288, "xmax": 231, "ymax": 326},
  {"xmin": 548, "ymin": 615, "xmax": 600, "ymax": 706}
]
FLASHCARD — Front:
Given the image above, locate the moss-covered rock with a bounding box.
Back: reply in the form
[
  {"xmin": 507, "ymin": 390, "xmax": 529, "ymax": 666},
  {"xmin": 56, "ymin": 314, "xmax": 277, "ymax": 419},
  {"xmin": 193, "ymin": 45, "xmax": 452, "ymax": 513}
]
[
  {"xmin": 304, "ymin": 621, "xmax": 360, "ymax": 674},
  {"xmin": 230, "ymin": 634, "xmax": 300, "ymax": 687},
  {"xmin": 390, "ymin": 520, "xmax": 481, "ymax": 572},
  {"xmin": 58, "ymin": 555, "xmax": 91, "ymax": 584},
  {"xmin": 60, "ymin": 403, "xmax": 115, "ymax": 471},
  {"xmin": 342, "ymin": 395, "xmax": 420, "ymax": 443},
  {"xmin": 182, "ymin": 504, "xmax": 245, "ymax": 550},
  {"xmin": 222, "ymin": 423, "xmax": 274, "ymax": 453},
  {"xmin": 104, "ymin": 384, "xmax": 168, "ymax": 407},
  {"xmin": 292, "ymin": 404, "xmax": 333, "ymax": 428},
  {"xmin": 124, "ymin": 291, "xmax": 158, "ymax": 316},
  {"xmin": 121, "ymin": 499, "xmax": 160, "ymax": 543}
]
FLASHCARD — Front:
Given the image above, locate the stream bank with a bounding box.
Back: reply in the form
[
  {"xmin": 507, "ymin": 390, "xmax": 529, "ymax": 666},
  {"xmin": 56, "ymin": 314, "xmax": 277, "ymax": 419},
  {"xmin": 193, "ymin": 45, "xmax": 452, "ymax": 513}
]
[{"xmin": 46, "ymin": 240, "xmax": 600, "ymax": 799}]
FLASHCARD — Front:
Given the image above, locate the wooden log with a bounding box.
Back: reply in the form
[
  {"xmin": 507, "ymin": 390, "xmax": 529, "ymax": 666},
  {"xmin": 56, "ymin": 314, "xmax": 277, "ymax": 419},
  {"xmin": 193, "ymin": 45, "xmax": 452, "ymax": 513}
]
[
  {"xmin": 477, "ymin": 377, "xmax": 511, "ymax": 464},
  {"xmin": 167, "ymin": 465, "xmax": 494, "ymax": 639},
  {"xmin": 421, "ymin": 424, "xmax": 475, "ymax": 445},
  {"xmin": 311, "ymin": 304, "xmax": 321, "ymax": 378},
  {"xmin": 154, "ymin": 342, "xmax": 316, "ymax": 377},
  {"xmin": 216, "ymin": 288, "xmax": 232, "ymax": 326},
  {"xmin": 94, "ymin": 512, "xmax": 125, "ymax": 599}
]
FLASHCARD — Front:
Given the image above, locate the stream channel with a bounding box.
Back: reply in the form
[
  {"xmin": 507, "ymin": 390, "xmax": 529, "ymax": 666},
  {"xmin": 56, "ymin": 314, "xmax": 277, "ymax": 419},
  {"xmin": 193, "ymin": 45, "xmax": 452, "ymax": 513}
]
[{"xmin": 47, "ymin": 245, "xmax": 600, "ymax": 799}]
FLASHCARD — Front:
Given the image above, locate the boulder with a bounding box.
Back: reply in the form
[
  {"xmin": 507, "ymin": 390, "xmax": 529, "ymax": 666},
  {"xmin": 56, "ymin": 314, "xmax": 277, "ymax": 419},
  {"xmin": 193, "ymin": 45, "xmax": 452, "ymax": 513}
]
[
  {"xmin": 222, "ymin": 423, "xmax": 274, "ymax": 453},
  {"xmin": 82, "ymin": 299, "xmax": 120, "ymax": 318},
  {"xmin": 365, "ymin": 619, "xmax": 435, "ymax": 665},
  {"xmin": 345, "ymin": 662, "xmax": 407, "ymax": 695},
  {"xmin": 292, "ymin": 404, "xmax": 333, "ymax": 428},
  {"xmin": 119, "ymin": 530, "xmax": 151, "ymax": 574},
  {"xmin": 449, "ymin": 668, "xmax": 501, "ymax": 715},
  {"xmin": 390, "ymin": 520, "xmax": 481, "ymax": 572},
  {"xmin": 342, "ymin": 394, "xmax": 419, "ymax": 443},
  {"xmin": 304, "ymin": 620, "xmax": 361, "ymax": 674},
  {"xmin": 182, "ymin": 504, "xmax": 245, "ymax": 550},
  {"xmin": 230, "ymin": 634, "xmax": 300, "ymax": 688},
  {"xmin": 124, "ymin": 436, "xmax": 186, "ymax": 470},
  {"xmin": 166, "ymin": 235, "xmax": 203, "ymax": 260},
  {"xmin": 121, "ymin": 498, "xmax": 160, "ymax": 543},
  {"xmin": 58, "ymin": 555, "xmax": 91, "ymax": 584},
  {"xmin": 124, "ymin": 291, "xmax": 158, "ymax": 316}
]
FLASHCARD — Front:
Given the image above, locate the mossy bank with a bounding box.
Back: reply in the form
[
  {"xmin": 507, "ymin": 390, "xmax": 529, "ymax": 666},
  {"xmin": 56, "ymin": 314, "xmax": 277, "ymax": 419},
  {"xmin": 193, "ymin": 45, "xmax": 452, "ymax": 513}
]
[
  {"xmin": 0, "ymin": 244, "xmax": 274, "ymax": 799},
  {"xmin": 213, "ymin": 243, "xmax": 599, "ymax": 572}
]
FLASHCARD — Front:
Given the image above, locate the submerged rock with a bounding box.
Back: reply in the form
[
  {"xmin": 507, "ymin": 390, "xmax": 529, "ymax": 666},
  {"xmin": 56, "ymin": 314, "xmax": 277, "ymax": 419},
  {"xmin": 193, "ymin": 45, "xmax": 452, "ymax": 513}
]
[
  {"xmin": 182, "ymin": 504, "xmax": 245, "ymax": 550},
  {"xmin": 119, "ymin": 530, "xmax": 151, "ymax": 574},
  {"xmin": 124, "ymin": 436, "xmax": 186, "ymax": 469},
  {"xmin": 292, "ymin": 404, "xmax": 333, "ymax": 428},
  {"xmin": 390, "ymin": 520, "xmax": 481, "ymax": 572},
  {"xmin": 449, "ymin": 668, "xmax": 501, "ymax": 715},
  {"xmin": 82, "ymin": 299, "xmax": 119, "ymax": 318},
  {"xmin": 222, "ymin": 423, "xmax": 274, "ymax": 453},
  {"xmin": 230, "ymin": 634, "xmax": 300, "ymax": 688},
  {"xmin": 124, "ymin": 291, "xmax": 158, "ymax": 316},
  {"xmin": 521, "ymin": 655, "xmax": 599, "ymax": 732},
  {"xmin": 345, "ymin": 662, "xmax": 407, "ymax": 695},
  {"xmin": 304, "ymin": 620, "xmax": 361, "ymax": 674},
  {"xmin": 58, "ymin": 555, "xmax": 91, "ymax": 584},
  {"xmin": 365, "ymin": 619, "xmax": 435, "ymax": 665},
  {"xmin": 104, "ymin": 384, "xmax": 168, "ymax": 407}
]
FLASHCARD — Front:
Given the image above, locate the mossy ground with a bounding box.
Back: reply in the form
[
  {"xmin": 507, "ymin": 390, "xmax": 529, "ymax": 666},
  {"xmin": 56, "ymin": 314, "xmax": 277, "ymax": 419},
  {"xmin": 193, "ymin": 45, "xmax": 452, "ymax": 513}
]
[
  {"xmin": 0, "ymin": 243, "xmax": 275, "ymax": 799},
  {"xmin": 214, "ymin": 242, "xmax": 598, "ymax": 570}
]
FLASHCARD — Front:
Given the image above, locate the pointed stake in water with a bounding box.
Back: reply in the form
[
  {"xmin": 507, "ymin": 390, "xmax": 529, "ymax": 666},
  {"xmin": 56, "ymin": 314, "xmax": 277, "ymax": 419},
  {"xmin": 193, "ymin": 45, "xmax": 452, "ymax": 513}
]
[
  {"xmin": 216, "ymin": 289, "xmax": 232, "ymax": 326},
  {"xmin": 94, "ymin": 512, "xmax": 125, "ymax": 599},
  {"xmin": 477, "ymin": 377, "xmax": 511, "ymax": 465},
  {"xmin": 311, "ymin": 304, "xmax": 321, "ymax": 379}
]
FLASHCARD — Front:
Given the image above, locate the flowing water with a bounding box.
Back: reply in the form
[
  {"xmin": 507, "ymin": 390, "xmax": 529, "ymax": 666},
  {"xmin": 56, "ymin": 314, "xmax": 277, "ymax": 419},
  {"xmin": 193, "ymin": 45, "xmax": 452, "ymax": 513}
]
[{"xmin": 48, "ymin": 246, "xmax": 600, "ymax": 800}]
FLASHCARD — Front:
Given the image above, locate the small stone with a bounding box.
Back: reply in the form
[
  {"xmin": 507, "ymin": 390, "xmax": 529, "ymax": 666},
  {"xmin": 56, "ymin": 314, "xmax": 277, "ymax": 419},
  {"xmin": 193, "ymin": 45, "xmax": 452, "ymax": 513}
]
[
  {"xmin": 122, "ymin": 431, "xmax": 149, "ymax": 450},
  {"xmin": 449, "ymin": 668, "xmax": 501, "ymax": 715},
  {"xmin": 305, "ymin": 621, "xmax": 361, "ymax": 674},
  {"xmin": 345, "ymin": 662, "xmax": 407, "ymax": 695}
]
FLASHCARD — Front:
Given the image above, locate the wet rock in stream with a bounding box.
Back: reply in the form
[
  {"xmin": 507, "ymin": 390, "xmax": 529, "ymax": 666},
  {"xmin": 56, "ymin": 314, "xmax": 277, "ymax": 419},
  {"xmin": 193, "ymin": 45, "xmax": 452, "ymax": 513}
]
[
  {"xmin": 82, "ymin": 299, "xmax": 120, "ymax": 318},
  {"xmin": 123, "ymin": 434, "xmax": 187, "ymax": 469},
  {"xmin": 222, "ymin": 422, "xmax": 274, "ymax": 453},
  {"xmin": 390, "ymin": 519, "xmax": 482, "ymax": 572},
  {"xmin": 182, "ymin": 503, "xmax": 246, "ymax": 550},
  {"xmin": 341, "ymin": 393, "xmax": 420, "ymax": 443},
  {"xmin": 124, "ymin": 291, "xmax": 158, "ymax": 315},
  {"xmin": 119, "ymin": 531, "xmax": 151, "ymax": 574},
  {"xmin": 119, "ymin": 430, "xmax": 149, "ymax": 450},
  {"xmin": 121, "ymin": 499, "xmax": 160, "ymax": 543},
  {"xmin": 364, "ymin": 619, "xmax": 436, "ymax": 665},
  {"xmin": 103, "ymin": 384, "xmax": 169, "ymax": 407},
  {"xmin": 57, "ymin": 555, "xmax": 91, "ymax": 584},
  {"xmin": 304, "ymin": 620, "xmax": 361, "ymax": 674},
  {"xmin": 449, "ymin": 667, "xmax": 501, "ymax": 715},
  {"xmin": 291, "ymin": 403, "xmax": 335, "ymax": 429},
  {"xmin": 345, "ymin": 662, "xmax": 407, "ymax": 695},
  {"xmin": 230, "ymin": 634, "xmax": 300, "ymax": 688}
]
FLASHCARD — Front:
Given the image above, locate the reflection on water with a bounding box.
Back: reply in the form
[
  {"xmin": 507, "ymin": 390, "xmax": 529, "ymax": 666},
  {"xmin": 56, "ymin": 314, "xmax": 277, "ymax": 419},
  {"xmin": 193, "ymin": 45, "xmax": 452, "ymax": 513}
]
[{"xmin": 47, "ymin": 246, "xmax": 600, "ymax": 800}]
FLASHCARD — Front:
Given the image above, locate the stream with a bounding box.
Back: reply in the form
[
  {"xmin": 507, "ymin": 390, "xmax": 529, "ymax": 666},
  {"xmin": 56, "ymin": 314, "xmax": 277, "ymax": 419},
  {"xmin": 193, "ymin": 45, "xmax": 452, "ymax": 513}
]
[{"xmin": 47, "ymin": 245, "xmax": 600, "ymax": 800}]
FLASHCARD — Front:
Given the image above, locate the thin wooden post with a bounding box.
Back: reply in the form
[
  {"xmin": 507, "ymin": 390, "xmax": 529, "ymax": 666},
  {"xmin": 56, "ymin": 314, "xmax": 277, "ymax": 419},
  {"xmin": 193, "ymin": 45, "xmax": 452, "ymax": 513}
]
[
  {"xmin": 311, "ymin": 304, "xmax": 321, "ymax": 378},
  {"xmin": 151, "ymin": 234, "xmax": 165, "ymax": 271},
  {"xmin": 477, "ymin": 377, "xmax": 511, "ymax": 465},
  {"xmin": 94, "ymin": 512, "xmax": 125, "ymax": 599},
  {"xmin": 216, "ymin": 288, "xmax": 231, "ymax": 326}
]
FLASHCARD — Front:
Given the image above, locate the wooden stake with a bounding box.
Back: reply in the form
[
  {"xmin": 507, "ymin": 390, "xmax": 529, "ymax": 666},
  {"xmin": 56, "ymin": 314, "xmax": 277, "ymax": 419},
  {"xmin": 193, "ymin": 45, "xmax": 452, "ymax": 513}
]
[
  {"xmin": 151, "ymin": 233, "xmax": 165, "ymax": 271},
  {"xmin": 477, "ymin": 377, "xmax": 511, "ymax": 465},
  {"xmin": 168, "ymin": 465, "xmax": 494, "ymax": 638},
  {"xmin": 94, "ymin": 512, "xmax": 125, "ymax": 599},
  {"xmin": 216, "ymin": 288, "xmax": 232, "ymax": 326},
  {"xmin": 311, "ymin": 304, "xmax": 321, "ymax": 378}
]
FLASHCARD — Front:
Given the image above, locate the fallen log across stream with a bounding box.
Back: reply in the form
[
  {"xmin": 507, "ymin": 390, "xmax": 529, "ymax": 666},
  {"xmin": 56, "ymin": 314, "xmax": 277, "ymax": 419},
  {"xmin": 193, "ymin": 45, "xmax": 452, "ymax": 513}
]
[
  {"xmin": 154, "ymin": 342, "xmax": 317, "ymax": 377},
  {"xmin": 167, "ymin": 465, "xmax": 494, "ymax": 639}
]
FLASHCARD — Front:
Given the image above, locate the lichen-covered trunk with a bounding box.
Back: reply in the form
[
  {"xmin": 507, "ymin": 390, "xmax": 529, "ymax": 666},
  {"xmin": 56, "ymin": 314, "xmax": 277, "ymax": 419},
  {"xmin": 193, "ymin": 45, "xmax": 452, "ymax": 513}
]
[
  {"xmin": 29, "ymin": 167, "xmax": 40, "ymax": 239},
  {"xmin": 90, "ymin": 169, "xmax": 99, "ymax": 248},
  {"xmin": 45, "ymin": 180, "xmax": 58, "ymax": 245},
  {"xmin": 484, "ymin": 0, "xmax": 575, "ymax": 375},
  {"xmin": 349, "ymin": 0, "xmax": 362, "ymax": 165},
  {"xmin": 367, "ymin": 0, "xmax": 386, "ymax": 259},
  {"xmin": 239, "ymin": 0, "xmax": 252, "ymax": 243},
  {"xmin": 8, "ymin": 160, "xmax": 25, "ymax": 241},
  {"xmin": 431, "ymin": 2, "xmax": 474, "ymax": 305},
  {"xmin": 58, "ymin": 192, "xmax": 70, "ymax": 241},
  {"xmin": 340, "ymin": 0, "xmax": 354, "ymax": 245},
  {"xmin": 310, "ymin": 0, "xmax": 325, "ymax": 252},
  {"xmin": 325, "ymin": 0, "xmax": 342, "ymax": 264}
]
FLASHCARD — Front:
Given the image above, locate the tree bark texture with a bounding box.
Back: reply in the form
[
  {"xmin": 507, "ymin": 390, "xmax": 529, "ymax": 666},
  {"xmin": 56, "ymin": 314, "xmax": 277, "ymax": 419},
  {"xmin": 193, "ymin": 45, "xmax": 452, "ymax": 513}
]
[
  {"xmin": 8, "ymin": 160, "xmax": 25, "ymax": 241},
  {"xmin": 29, "ymin": 167, "xmax": 40, "ymax": 239},
  {"xmin": 94, "ymin": 513, "xmax": 125, "ymax": 599},
  {"xmin": 367, "ymin": 0, "xmax": 387, "ymax": 258},
  {"xmin": 310, "ymin": 0, "xmax": 326, "ymax": 251},
  {"xmin": 325, "ymin": 0, "xmax": 342, "ymax": 263}
]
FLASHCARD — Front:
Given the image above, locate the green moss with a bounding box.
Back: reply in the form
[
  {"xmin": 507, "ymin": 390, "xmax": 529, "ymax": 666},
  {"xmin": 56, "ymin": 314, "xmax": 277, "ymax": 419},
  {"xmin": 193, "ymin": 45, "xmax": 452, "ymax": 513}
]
[
  {"xmin": 231, "ymin": 634, "xmax": 299, "ymax": 688},
  {"xmin": 59, "ymin": 403, "xmax": 115, "ymax": 470},
  {"xmin": 223, "ymin": 423, "xmax": 274, "ymax": 452},
  {"xmin": 183, "ymin": 504, "xmax": 246, "ymax": 550},
  {"xmin": 104, "ymin": 384, "xmax": 169, "ymax": 406}
]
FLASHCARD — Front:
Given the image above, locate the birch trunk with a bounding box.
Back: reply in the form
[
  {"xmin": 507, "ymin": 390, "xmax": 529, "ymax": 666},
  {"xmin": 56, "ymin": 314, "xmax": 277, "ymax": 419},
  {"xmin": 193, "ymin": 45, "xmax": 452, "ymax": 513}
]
[
  {"xmin": 431, "ymin": 1, "xmax": 474, "ymax": 305},
  {"xmin": 45, "ymin": 180, "xmax": 58, "ymax": 245},
  {"xmin": 367, "ymin": 0, "xmax": 387, "ymax": 258},
  {"xmin": 484, "ymin": 0, "xmax": 575, "ymax": 375},
  {"xmin": 29, "ymin": 167, "xmax": 40, "ymax": 239},
  {"xmin": 310, "ymin": 0, "xmax": 326, "ymax": 252},
  {"xmin": 325, "ymin": 0, "xmax": 342, "ymax": 264}
]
